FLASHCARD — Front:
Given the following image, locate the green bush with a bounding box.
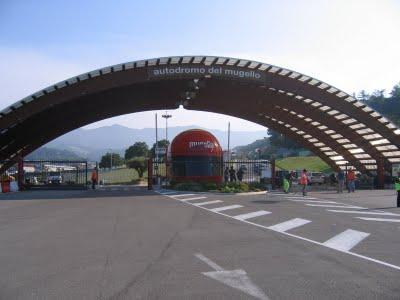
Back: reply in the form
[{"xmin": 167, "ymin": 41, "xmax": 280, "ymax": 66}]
[
  {"xmin": 173, "ymin": 182, "xmax": 205, "ymax": 192},
  {"xmin": 248, "ymin": 182, "xmax": 267, "ymax": 191},
  {"xmin": 219, "ymin": 182, "xmax": 249, "ymax": 193},
  {"xmin": 202, "ymin": 182, "xmax": 218, "ymax": 191}
]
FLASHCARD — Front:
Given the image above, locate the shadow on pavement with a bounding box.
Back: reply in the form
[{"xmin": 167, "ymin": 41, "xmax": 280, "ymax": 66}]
[{"xmin": 0, "ymin": 187, "xmax": 156, "ymax": 201}]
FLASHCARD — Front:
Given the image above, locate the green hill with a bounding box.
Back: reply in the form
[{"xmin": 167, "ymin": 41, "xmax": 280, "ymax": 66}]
[{"xmin": 276, "ymin": 156, "xmax": 331, "ymax": 173}]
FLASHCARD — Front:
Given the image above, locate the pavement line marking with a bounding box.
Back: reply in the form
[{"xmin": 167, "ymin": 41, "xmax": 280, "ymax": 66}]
[
  {"xmin": 161, "ymin": 193, "xmax": 400, "ymax": 271},
  {"xmin": 355, "ymin": 217, "xmax": 400, "ymax": 223},
  {"xmin": 194, "ymin": 253, "xmax": 225, "ymax": 271},
  {"xmin": 193, "ymin": 200, "xmax": 223, "ymax": 206},
  {"xmin": 233, "ymin": 210, "xmax": 271, "ymax": 220},
  {"xmin": 159, "ymin": 191, "xmax": 179, "ymax": 195},
  {"xmin": 179, "ymin": 196, "xmax": 207, "ymax": 202},
  {"xmin": 327, "ymin": 210, "xmax": 400, "ymax": 216},
  {"xmin": 323, "ymin": 229, "xmax": 370, "ymax": 251},
  {"xmin": 306, "ymin": 204, "xmax": 365, "ymax": 209},
  {"xmin": 210, "ymin": 205, "xmax": 243, "ymax": 212},
  {"xmin": 195, "ymin": 253, "xmax": 270, "ymax": 300},
  {"xmin": 285, "ymin": 196, "xmax": 317, "ymax": 200},
  {"xmin": 268, "ymin": 218, "xmax": 311, "ymax": 232},
  {"xmin": 288, "ymin": 199, "xmax": 337, "ymax": 204},
  {"xmin": 171, "ymin": 194, "xmax": 196, "ymax": 198}
]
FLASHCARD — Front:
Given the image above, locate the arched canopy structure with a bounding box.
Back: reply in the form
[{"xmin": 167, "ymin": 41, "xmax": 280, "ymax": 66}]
[{"xmin": 1, "ymin": 55, "xmax": 400, "ymax": 174}]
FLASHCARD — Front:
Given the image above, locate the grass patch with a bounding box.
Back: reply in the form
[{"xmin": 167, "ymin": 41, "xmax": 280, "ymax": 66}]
[{"xmin": 276, "ymin": 156, "xmax": 331, "ymax": 173}]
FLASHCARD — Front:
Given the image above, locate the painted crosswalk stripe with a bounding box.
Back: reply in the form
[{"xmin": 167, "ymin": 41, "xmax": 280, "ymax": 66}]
[
  {"xmin": 327, "ymin": 210, "xmax": 400, "ymax": 216},
  {"xmin": 306, "ymin": 204, "xmax": 364, "ymax": 209},
  {"xmin": 179, "ymin": 196, "xmax": 207, "ymax": 202},
  {"xmin": 268, "ymin": 218, "xmax": 311, "ymax": 232},
  {"xmin": 193, "ymin": 200, "xmax": 223, "ymax": 206},
  {"xmin": 355, "ymin": 217, "xmax": 400, "ymax": 223},
  {"xmin": 172, "ymin": 194, "xmax": 196, "ymax": 198},
  {"xmin": 210, "ymin": 205, "xmax": 243, "ymax": 212},
  {"xmin": 233, "ymin": 210, "xmax": 271, "ymax": 220},
  {"xmin": 289, "ymin": 199, "xmax": 337, "ymax": 204},
  {"xmin": 323, "ymin": 229, "xmax": 370, "ymax": 251},
  {"xmin": 160, "ymin": 191, "xmax": 178, "ymax": 195},
  {"xmin": 285, "ymin": 196, "xmax": 317, "ymax": 200}
]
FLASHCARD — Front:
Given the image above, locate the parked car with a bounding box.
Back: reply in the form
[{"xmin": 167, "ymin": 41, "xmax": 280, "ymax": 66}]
[
  {"xmin": 46, "ymin": 174, "xmax": 62, "ymax": 184},
  {"xmin": 309, "ymin": 172, "xmax": 325, "ymax": 185}
]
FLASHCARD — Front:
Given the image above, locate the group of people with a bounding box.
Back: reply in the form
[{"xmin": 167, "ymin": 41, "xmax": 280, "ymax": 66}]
[
  {"xmin": 282, "ymin": 168, "xmax": 357, "ymax": 196},
  {"xmin": 224, "ymin": 166, "xmax": 244, "ymax": 182}
]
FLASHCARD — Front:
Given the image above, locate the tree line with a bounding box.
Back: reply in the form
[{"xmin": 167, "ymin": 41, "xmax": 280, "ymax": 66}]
[{"xmin": 99, "ymin": 139, "xmax": 169, "ymax": 177}]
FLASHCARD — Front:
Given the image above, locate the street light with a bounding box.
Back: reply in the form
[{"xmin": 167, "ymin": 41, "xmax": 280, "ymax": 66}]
[{"xmin": 162, "ymin": 110, "xmax": 172, "ymax": 143}]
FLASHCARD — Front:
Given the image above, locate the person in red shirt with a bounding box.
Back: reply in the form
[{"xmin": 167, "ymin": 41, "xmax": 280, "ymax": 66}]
[
  {"xmin": 91, "ymin": 167, "xmax": 98, "ymax": 190},
  {"xmin": 299, "ymin": 169, "xmax": 309, "ymax": 196},
  {"xmin": 347, "ymin": 169, "xmax": 356, "ymax": 193}
]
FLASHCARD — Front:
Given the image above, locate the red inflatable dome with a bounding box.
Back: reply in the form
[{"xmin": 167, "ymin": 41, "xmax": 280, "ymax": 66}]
[{"xmin": 167, "ymin": 129, "xmax": 223, "ymax": 183}]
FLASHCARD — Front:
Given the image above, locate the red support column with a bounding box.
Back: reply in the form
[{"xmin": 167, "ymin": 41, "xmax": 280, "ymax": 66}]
[
  {"xmin": 271, "ymin": 158, "xmax": 276, "ymax": 190},
  {"xmin": 377, "ymin": 158, "xmax": 385, "ymax": 189},
  {"xmin": 17, "ymin": 156, "xmax": 24, "ymax": 190},
  {"xmin": 147, "ymin": 159, "xmax": 153, "ymax": 190}
]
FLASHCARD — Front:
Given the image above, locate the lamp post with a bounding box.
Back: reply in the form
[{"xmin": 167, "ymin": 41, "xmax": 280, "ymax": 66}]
[{"xmin": 162, "ymin": 111, "xmax": 172, "ymax": 143}]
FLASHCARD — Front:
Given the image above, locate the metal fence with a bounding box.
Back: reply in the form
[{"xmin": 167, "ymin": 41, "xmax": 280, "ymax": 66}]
[
  {"xmin": 23, "ymin": 160, "xmax": 88, "ymax": 189},
  {"xmin": 150, "ymin": 159, "xmax": 271, "ymax": 185}
]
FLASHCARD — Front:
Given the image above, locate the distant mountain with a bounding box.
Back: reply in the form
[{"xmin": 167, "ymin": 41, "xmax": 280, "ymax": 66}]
[
  {"xmin": 26, "ymin": 147, "xmax": 84, "ymax": 161},
  {"xmin": 42, "ymin": 124, "xmax": 267, "ymax": 161}
]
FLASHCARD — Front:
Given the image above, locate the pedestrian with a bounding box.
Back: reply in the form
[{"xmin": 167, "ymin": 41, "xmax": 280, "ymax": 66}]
[
  {"xmin": 237, "ymin": 167, "xmax": 244, "ymax": 182},
  {"xmin": 288, "ymin": 170, "xmax": 296, "ymax": 193},
  {"xmin": 229, "ymin": 166, "xmax": 236, "ymax": 182},
  {"xmin": 347, "ymin": 168, "xmax": 356, "ymax": 193},
  {"xmin": 283, "ymin": 177, "xmax": 290, "ymax": 193},
  {"xmin": 337, "ymin": 169, "xmax": 345, "ymax": 193},
  {"xmin": 395, "ymin": 172, "xmax": 400, "ymax": 207},
  {"xmin": 299, "ymin": 169, "xmax": 308, "ymax": 196},
  {"xmin": 91, "ymin": 167, "xmax": 98, "ymax": 190},
  {"xmin": 224, "ymin": 166, "xmax": 229, "ymax": 182}
]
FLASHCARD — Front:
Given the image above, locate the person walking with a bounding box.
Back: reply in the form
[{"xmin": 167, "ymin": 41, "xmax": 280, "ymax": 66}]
[
  {"xmin": 347, "ymin": 168, "xmax": 356, "ymax": 193},
  {"xmin": 288, "ymin": 170, "xmax": 296, "ymax": 193},
  {"xmin": 229, "ymin": 166, "xmax": 236, "ymax": 182},
  {"xmin": 337, "ymin": 169, "xmax": 345, "ymax": 193},
  {"xmin": 224, "ymin": 166, "xmax": 229, "ymax": 182},
  {"xmin": 395, "ymin": 172, "xmax": 400, "ymax": 207},
  {"xmin": 300, "ymin": 169, "xmax": 309, "ymax": 196},
  {"xmin": 91, "ymin": 167, "xmax": 98, "ymax": 190},
  {"xmin": 237, "ymin": 167, "xmax": 244, "ymax": 182}
]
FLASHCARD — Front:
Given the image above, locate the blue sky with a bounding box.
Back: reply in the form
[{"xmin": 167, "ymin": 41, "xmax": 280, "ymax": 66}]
[{"xmin": 1, "ymin": 0, "xmax": 399, "ymax": 131}]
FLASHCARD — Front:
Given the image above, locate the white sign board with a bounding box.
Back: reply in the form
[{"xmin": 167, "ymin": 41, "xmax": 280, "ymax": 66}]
[
  {"xmin": 155, "ymin": 147, "xmax": 166, "ymax": 155},
  {"xmin": 392, "ymin": 163, "xmax": 400, "ymax": 176}
]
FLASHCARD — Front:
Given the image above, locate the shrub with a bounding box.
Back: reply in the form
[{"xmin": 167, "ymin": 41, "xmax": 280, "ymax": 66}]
[
  {"xmin": 219, "ymin": 182, "xmax": 249, "ymax": 193},
  {"xmin": 174, "ymin": 182, "xmax": 204, "ymax": 192}
]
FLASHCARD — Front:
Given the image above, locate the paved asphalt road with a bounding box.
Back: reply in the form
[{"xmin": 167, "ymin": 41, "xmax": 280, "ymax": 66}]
[{"xmin": 0, "ymin": 187, "xmax": 399, "ymax": 299}]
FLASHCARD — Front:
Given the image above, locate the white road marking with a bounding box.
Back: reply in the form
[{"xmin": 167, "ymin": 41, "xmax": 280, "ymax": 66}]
[
  {"xmin": 210, "ymin": 205, "xmax": 243, "ymax": 212},
  {"xmin": 159, "ymin": 191, "xmax": 178, "ymax": 195},
  {"xmin": 195, "ymin": 253, "xmax": 269, "ymax": 300},
  {"xmin": 268, "ymin": 218, "xmax": 311, "ymax": 232},
  {"xmin": 194, "ymin": 200, "xmax": 223, "ymax": 206},
  {"xmin": 285, "ymin": 196, "xmax": 317, "ymax": 200},
  {"xmin": 171, "ymin": 193, "xmax": 196, "ymax": 198},
  {"xmin": 289, "ymin": 199, "xmax": 337, "ymax": 204},
  {"xmin": 356, "ymin": 217, "xmax": 400, "ymax": 223},
  {"xmin": 323, "ymin": 229, "xmax": 370, "ymax": 251},
  {"xmin": 160, "ymin": 193, "xmax": 400, "ymax": 272},
  {"xmin": 306, "ymin": 204, "xmax": 365, "ymax": 209},
  {"xmin": 233, "ymin": 210, "xmax": 271, "ymax": 220},
  {"xmin": 327, "ymin": 210, "xmax": 400, "ymax": 216},
  {"xmin": 179, "ymin": 196, "xmax": 207, "ymax": 202}
]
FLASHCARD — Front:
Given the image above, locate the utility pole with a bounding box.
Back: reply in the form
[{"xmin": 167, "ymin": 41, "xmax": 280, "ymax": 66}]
[
  {"xmin": 155, "ymin": 113, "xmax": 158, "ymax": 161},
  {"xmin": 227, "ymin": 122, "xmax": 230, "ymax": 161},
  {"xmin": 162, "ymin": 110, "xmax": 172, "ymax": 143},
  {"xmin": 109, "ymin": 149, "xmax": 112, "ymax": 170}
]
